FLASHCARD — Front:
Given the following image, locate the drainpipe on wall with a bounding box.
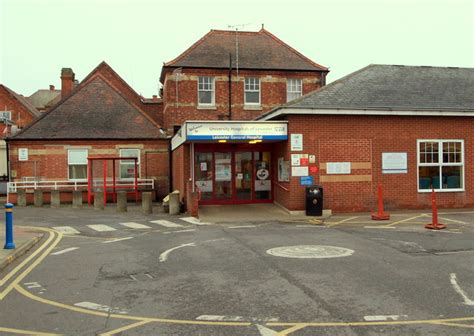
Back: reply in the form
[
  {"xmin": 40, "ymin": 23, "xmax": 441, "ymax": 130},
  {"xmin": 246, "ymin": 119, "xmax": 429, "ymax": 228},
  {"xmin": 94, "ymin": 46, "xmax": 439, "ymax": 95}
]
[{"xmin": 228, "ymin": 53, "xmax": 232, "ymax": 120}]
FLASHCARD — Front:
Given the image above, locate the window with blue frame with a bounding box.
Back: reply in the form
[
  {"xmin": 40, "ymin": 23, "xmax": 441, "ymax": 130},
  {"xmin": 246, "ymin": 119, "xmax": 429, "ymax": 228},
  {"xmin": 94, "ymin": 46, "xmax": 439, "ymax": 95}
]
[{"xmin": 418, "ymin": 140, "xmax": 463, "ymax": 191}]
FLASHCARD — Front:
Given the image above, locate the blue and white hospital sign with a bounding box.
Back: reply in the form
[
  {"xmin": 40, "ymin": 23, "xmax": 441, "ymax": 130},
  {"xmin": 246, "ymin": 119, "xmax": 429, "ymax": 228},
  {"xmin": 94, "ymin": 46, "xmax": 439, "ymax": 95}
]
[{"xmin": 186, "ymin": 122, "xmax": 288, "ymax": 141}]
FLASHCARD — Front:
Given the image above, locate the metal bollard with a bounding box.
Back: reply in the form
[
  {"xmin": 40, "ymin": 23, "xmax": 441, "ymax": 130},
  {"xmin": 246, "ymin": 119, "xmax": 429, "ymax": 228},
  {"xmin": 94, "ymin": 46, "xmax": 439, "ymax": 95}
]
[{"xmin": 4, "ymin": 203, "xmax": 15, "ymax": 249}]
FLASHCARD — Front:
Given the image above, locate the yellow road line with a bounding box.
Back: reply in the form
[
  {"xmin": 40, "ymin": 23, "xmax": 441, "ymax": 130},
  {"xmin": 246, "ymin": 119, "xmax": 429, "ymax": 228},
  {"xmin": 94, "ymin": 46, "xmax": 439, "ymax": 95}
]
[
  {"xmin": 326, "ymin": 216, "xmax": 359, "ymax": 227},
  {"xmin": 386, "ymin": 215, "xmax": 424, "ymax": 227},
  {"xmin": 0, "ymin": 229, "xmax": 62, "ymax": 300},
  {"xmin": 0, "ymin": 326, "xmax": 61, "ymax": 335},
  {"xmin": 429, "ymin": 321, "xmax": 474, "ymax": 328},
  {"xmin": 438, "ymin": 217, "xmax": 467, "ymax": 225},
  {"xmin": 276, "ymin": 323, "xmax": 308, "ymax": 335},
  {"xmin": 99, "ymin": 320, "xmax": 152, "ymax": 335},
  {"xmin": 0, "ymin": 227, "xmax": 55, "ymax": 286}
]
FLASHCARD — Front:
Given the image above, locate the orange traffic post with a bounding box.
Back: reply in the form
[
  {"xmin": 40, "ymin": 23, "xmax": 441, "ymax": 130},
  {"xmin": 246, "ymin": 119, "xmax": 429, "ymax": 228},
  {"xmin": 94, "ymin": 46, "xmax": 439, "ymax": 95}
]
[
  {"xmin": 425, "ymin": 188, "xmax": 447, "ymax": 230},
  {"xmin": 371, "ymin": 183, "xmax": 390, "ymax": 220}
]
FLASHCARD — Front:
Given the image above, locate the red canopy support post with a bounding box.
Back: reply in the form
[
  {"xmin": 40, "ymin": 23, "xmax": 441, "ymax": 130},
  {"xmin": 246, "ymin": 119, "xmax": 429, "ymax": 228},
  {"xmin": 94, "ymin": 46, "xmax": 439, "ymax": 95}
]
[
  {"xmin": 87, "ymin": 158, "xmax": 92, "ymax": 206},
  {"xmin": 134, "ymin": 158, "xmax": 139, "ymax": 203},
  {"xmin": 103, "ymin": 159, "xmax": 107, "ymax": 207},
  {"xmin": 112, "ymin": 158, "xmax": 116, "ymax": 203}
]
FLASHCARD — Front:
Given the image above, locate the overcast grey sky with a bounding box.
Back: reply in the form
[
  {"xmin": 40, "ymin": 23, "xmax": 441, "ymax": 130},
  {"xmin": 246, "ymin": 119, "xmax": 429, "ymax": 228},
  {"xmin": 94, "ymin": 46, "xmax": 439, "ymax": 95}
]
[{"xmin": 1, "ymin": 0, "xmax": 473, "ymax": 97}]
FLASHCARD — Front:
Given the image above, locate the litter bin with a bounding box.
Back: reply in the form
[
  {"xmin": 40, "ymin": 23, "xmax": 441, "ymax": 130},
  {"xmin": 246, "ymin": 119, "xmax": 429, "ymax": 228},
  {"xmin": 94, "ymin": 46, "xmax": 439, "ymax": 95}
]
[{"xmin": 306, "ymin": 186, "xmax": 323, "ymax": 216}]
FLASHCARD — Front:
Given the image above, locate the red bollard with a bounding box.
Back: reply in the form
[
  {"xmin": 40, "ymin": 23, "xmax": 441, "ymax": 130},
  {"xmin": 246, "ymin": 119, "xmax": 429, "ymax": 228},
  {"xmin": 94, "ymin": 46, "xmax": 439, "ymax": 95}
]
[
  {"xmin": 425, "ymin": 189, "xmax": 446, "ymax": 230},
  {"xmin": 371, "ymin": 183, "xmax": 390, "ymax": 220}
]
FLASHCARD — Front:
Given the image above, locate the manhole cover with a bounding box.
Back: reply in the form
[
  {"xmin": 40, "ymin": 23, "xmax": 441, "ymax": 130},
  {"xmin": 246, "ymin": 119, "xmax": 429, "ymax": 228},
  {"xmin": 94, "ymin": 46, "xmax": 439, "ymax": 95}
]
[{"xmin": 266, "ymin": 245, "xmax": 354, "ymax": 259}]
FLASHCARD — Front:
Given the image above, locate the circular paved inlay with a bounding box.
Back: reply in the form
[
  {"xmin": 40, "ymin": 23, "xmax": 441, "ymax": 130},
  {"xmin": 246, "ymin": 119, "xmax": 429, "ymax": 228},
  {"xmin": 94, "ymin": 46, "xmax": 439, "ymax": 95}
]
[{"xmin": 266, "ymin": 245, "xmax": 354, "ymax": 259}]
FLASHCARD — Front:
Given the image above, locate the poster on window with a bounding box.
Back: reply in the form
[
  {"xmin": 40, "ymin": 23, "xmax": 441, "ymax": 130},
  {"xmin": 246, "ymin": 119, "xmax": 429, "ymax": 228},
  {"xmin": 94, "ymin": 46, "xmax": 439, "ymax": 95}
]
[
  {"xmin": 215, "ymin": 164, "xmax": 231, "ymax": 181},
  {"xmin": 255, "ymin": 180, "xmax": 271, "ymax": 191},
  {"xmin": 278, "ymin": 157, "xmax": 290, "ymax": 182},
  {"xmin": 382, "ymin": 152, "xmax": 407, "ymax": 174},
  {"xmin": 195, "ymin": 180, "xmax": 213, "ymax": 192}
]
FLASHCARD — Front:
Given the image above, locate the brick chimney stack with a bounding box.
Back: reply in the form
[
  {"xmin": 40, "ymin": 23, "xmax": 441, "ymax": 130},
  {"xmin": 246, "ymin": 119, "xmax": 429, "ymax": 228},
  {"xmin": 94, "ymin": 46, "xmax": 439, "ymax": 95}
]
[
  {"xmin": 61, "ymin": 68, "xmax": 75, "ymax": 98},
  {"xmin": 49, "ymin": 85, "xmax": 55, "ymax": 91}
]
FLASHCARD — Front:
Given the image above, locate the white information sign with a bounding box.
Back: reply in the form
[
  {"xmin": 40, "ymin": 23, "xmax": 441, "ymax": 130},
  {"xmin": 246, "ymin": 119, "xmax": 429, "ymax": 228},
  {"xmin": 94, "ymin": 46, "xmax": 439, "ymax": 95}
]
[
  {"xmin": 18, "ymin": 148, "xmax": 28, "ymax": 161},
  {"xmin": 278, "ymin": 158, "xmax": 290, "ymax": 182},
  {"xmin": 255, "ymin": 180, "xmax": 271, "ymax": 191},
  {"xmin": 326, "ymin": 162, "xmax": 351, "ymax": 174},
  {"xmin": 291, "ymin": 154, "xmax": 301, "ymax": 166},
  {"xmin": 382, "ymin": 152, "xmax": 408, "ymax": 174},
  {"xmin": 195, "ymin": 180, "xmax": 213, "ymax": 192},
  {"xmin": 291, "ymin": 166, "xmax": 309, "ymax": 177},
  {"xmin": 291, "ymin": 134, "xmax": 303, "ymax": 151}
]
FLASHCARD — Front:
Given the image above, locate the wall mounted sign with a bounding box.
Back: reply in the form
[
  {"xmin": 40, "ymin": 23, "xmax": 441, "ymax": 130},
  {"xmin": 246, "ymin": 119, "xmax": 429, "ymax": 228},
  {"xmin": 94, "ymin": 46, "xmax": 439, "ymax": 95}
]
[
  {"xmin": 291, "ymin": 154, "xmax": 301, "ymax": 166},
  {"xmin": 309, "ymin": 166, "xmax": 319, "ymax": 174},
  {"xmin": 18, "ymin": 148, "xmax": 28, "ymax": 161},
  {"xmin": 186, "ymin": 122, "xmax": 288, "ymax": 141},
  {"xmin": 326, "ymin": 162, "xmax": 351, "ymax": 174},
  {"xmin": 291, "ymin": 134, "xmax": 303, "ymax": 151},
  {"xmin": 300, "ymin": 176, "xmax": 314, "ymax": 186},
  {"xmin": 291, "ymin": 166, "xmax": 309, "ymax": 177},
  {"xmin": 309, "ymin": 155, "xmax": 316, "ymax": 164},
  {"xmin": 382, "ymin": 152, "xmax": 408, "ymax": 174},
  {"xmin": 300, "ymin": 157, "xmax": 309, "ymax": 166},
  {"xmin": 255, "ymin": 180, "xmax": 271, "ymax": 191}
]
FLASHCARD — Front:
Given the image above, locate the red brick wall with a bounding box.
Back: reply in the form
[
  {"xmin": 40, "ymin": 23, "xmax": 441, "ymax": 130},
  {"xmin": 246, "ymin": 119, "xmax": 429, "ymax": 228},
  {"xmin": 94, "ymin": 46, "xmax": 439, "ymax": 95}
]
[
  {"xmin": 0, "ymin": 87, "xmax": 36, "ymax": 131},
  {"xmin": 161, "ymin": 68, "xmax": 323, "ymax": 130},
  {"xmin": 277, "ymin": 114, "xmax": 474, "ymax": 213},
  {"xmin": 8, "ymin": 139, "xmax": 170, "ymax": 198},
  {"xmin": 172, "ymin": 143, "xmax": 190, "ymax": 203}
]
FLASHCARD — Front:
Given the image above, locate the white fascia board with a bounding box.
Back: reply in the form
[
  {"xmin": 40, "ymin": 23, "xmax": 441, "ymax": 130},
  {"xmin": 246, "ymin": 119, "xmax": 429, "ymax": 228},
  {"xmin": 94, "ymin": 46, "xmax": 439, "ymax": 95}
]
[{"xmin": 259, "ymin": 108, "xmax": 474, "ymax": 120}]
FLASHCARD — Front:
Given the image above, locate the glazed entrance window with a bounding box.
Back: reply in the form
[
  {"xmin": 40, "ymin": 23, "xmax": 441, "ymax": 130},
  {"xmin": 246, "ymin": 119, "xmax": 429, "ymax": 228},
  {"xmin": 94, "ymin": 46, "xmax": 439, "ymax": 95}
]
[
  {"xmin": 194, "ymin": 152, "xmax": 213, "ymax": 200},
  {"xmin": 418, "ymin": 140, "xmax": 463, "ymax": 191},
  {"xmin": 214, "ymin": 152, "xmax": 232, "ymax": 199},
  {"xmin": 235, "ymin": 152, "xmax": 252, "ymax": 200},
  {"xmin": 254, "ymin": 151, "xmax": 271, "ymax": 199}
]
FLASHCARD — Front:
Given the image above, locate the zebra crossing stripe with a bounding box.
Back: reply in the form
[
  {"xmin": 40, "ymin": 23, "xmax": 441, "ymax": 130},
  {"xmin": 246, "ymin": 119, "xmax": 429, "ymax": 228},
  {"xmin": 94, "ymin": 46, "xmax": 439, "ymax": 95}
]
[
  {"xmin": 119, "ymin": 222, "xmax": 151, "ymax": 229},
  {"xmin": 149, "ymin": 220, "xmax": 184, "ymax": 228},
  {"xmin": 52, "ymin": 226, "xmax": 80, "ymax": 234},
  {"xmin": 87, "ymin": 224, "xmax": 116, "ymax": 232}
]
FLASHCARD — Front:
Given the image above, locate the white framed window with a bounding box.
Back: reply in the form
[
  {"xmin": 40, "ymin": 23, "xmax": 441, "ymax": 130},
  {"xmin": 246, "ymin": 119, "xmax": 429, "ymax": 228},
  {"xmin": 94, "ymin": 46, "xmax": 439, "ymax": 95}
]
[
  {"xmin": 287, "ymin": 79, "xmax": 302, "ymax": 102},
  {"xmin": 0, "ymin": 111, "xmax": 12, "ymax": 121},
  {"xmin": 68, "ymin": 149, "xmax": 88, "ymax": 181},
  {"xmin": 417, "ymin": 140, "xmax": 464, "ymax": 192},
  {"xmin": 244, "ymin": 77, "xmax": 260, "ymax": 105},
  {"xmin": 198, "ymin": 76, "xmax": 215, "ymax": 106},
  {"xmin": 120, "ymin": 148, "xmax": 140, "ymax": 179}
]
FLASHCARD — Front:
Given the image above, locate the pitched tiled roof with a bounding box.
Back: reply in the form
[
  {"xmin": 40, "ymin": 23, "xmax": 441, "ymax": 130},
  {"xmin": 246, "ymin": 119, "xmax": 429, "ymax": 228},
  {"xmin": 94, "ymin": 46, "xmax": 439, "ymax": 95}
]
[
  {"xmin": 12, "ymin": 76, "xmax": 165, "ymax": 140},
  {"xmin": 0, "ymin": 85, "xmax": 40, "ymax": 118},
  {"xmin": 28, "ymin": 89, "xmax": 61, "ymax": 110},
  {"xmin": 162, "ymin": 28, "xmax": 327, "ymax": 77},
  {"xmin": 258, "ymin": 64, "xmax": 474, "ymax": 119}
]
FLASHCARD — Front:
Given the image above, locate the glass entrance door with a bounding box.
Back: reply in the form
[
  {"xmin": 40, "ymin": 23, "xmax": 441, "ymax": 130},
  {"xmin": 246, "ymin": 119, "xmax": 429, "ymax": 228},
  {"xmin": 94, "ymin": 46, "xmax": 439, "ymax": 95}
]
[
  {"xmin": 214, "ymin": 152, "xmax": 232, "ymax": 200},
  {"xmin": 235, "ymin": 152, "xmax": 252, "ymax": 200}
]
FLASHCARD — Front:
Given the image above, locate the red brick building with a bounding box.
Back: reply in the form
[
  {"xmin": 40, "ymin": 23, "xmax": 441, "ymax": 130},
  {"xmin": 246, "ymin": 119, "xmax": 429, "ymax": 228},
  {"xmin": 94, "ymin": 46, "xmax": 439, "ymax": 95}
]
[
  {"xmin": 160, "ymin": 28, "xmax": 328, "ymax": 131},
  {"xmin": 174, "ymin": 64, "xmax": 474, "ymax": 214},
  {"xmin": 7, "ymin": 62, "xmax": 169, "ymax": 204}
]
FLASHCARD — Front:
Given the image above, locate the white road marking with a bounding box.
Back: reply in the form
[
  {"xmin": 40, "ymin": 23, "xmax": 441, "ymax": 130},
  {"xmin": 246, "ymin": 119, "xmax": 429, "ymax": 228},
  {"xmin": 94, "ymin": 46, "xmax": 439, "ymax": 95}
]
[
  {"xmin": 438, "ymin": 217, "xmax": 467, "ymax": 224},
  {"xmin": 119, "ymin": 222, "xmax": 151, "ymax": 229},
  {"xmin": 450, "ymin": 273, "xmax": 474, "ymax": 306},
  {"xmin": 196, "ymin": 315, "xmax": 279, "ymax": 323},
  {"xmin": 149, "ymin": 219, "xmax": 184, "ymax": 228},
  {"xmin": 228, "ymin": 225, "xmax": 257, "ymax": 229},
  {"xmin": 51, "ymin": 247, "xmax": 79, "ymax": 255},
  {"xmin": 52, "ymin": 226, "xmax": 80, "ymax": 234},
  {"xmin": 159, "ymin": 242, "xmax": 196, "ymax": 262},
  {"xmin": 364, "ymin": 315, "xmax": 408, "ymax": 321},
  {"xmin": 102, "ymin": 237, "xmax": 133, "ymax": 244},
  {"xmin": 256, "ymin": 324, "xmax": 278, "ymax": 336},
  {"xmin": 24, "ymin": 282, "xmax": 42, "ymax": 289},
  {"xmin": 74, "ymin": 301, "xmax": 127, "ymax": 314},
  {"xmin": 87, "ymin": 224, "xmax": 116, "ymax": 232},
  {"xmin": 435, "ymin": 250, "xmax": 474, "ymax": 255},
  {"xmin": 162, "ymin": 229, "xmax": 196, "ymax": 234},
  {"xmin": 180, "ymin": 217, "xmax": 211, "ymax": 225}
]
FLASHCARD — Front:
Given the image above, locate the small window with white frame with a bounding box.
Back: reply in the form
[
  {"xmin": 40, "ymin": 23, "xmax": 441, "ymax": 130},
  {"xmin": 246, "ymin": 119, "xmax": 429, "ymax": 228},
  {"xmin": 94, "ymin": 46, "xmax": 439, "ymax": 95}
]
[
  {"xmin": 68, "ymin": 149, "xmax": 88, "ymax": 181},
  {"xmin": 417, "ymin": 140, "xmax": 464, "ymax": 191},
  {"xmin": 244, "ymin": 77, "xmax": 260, "ymax": 105},
  {"xmin": 0, "ymin": 111, "xmax": 12, "ymax": 121},
  {"xmin": 120, "ymin": 149, "xmax": 140, "ymax": 179},
  {"xmin": 198, "ymin": 76, "xmax": 215, "ymax": 106},
  {"xmin": 287, "ymin": 79, "xmax": 302, "ymax": 102}
]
